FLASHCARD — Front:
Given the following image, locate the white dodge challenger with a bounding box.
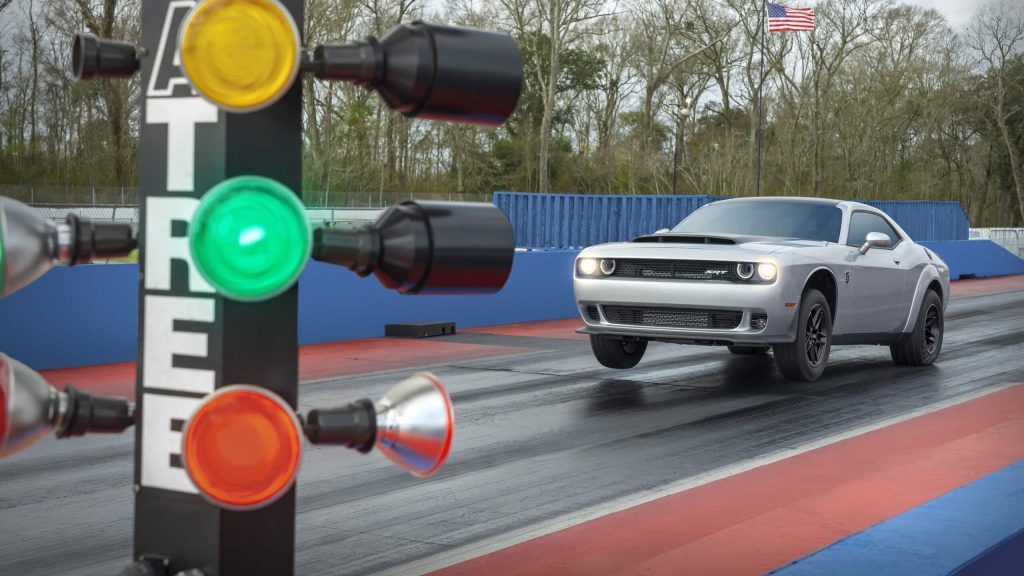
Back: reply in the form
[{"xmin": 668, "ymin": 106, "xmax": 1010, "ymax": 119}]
[{"xmin": 573, "ymin": 197, "xmax": 950, "ymax": 381}]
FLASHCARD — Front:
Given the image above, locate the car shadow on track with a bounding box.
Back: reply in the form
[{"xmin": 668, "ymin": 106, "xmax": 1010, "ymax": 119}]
[
  {"xmin": 583, "ymin": 347, "xmax": 944, "ymax": 417},
  {"xmin": 587, "ymin": 379, "xmax": 646, "ymax": 413}
]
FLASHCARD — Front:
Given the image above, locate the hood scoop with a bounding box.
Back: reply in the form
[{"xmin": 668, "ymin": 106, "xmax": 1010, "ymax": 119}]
[{"xmin": 632, "ymin": 234, "xmax": 736, "ymax": 245}]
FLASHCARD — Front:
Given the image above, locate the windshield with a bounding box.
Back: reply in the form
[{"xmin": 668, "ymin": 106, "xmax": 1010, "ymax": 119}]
[{"xmin": 671, "ymin": 201, "xmax": 843, "ymax": 242}]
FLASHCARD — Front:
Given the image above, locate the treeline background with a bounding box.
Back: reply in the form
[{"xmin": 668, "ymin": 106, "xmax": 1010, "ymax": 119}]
[{"xmin": 1, "ymin": 0, "xmax": 1022, "ymax": 226}]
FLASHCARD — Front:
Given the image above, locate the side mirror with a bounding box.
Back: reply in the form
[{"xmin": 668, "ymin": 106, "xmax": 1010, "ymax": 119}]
[
  {"xmin": 655, "ymin": 228, "xmax": 670, "ymax": 234},
  {"xmin": 859, "ymin": 232, "xmax": 891, "ymax": 255}
]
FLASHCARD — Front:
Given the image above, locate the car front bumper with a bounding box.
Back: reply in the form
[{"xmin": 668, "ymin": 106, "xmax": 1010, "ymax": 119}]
[{"xmin": 574, "ymin": 276, "xmax": 800, "ymax": 345}]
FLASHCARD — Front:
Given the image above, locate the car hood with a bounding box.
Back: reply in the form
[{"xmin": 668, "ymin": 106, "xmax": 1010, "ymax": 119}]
[{"xmin": 581, "ymin": 233, "xmax": 831, "ymax": 258}]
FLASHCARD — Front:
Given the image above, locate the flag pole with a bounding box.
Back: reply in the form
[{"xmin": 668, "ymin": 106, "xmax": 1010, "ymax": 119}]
[{"xmin": 755, "ymin": 1, "xmax": 767, "ymax": 197}]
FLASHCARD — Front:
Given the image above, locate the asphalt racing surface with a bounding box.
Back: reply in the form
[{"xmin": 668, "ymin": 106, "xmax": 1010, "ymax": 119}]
[{"xmin": 1, "ymin": 278, "xmax": 1023, "ymax": 575}]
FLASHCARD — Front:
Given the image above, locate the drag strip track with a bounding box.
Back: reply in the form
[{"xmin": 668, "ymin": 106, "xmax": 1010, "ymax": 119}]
[{"xmin": 2, "ymin": 287, "xmax": 1023, "ymax": 575}]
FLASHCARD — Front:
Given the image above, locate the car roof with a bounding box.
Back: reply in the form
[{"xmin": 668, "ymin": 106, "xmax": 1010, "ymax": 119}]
[{"xmin": 715, "ymin": 196, "xmax": 842, "ymax": 207}]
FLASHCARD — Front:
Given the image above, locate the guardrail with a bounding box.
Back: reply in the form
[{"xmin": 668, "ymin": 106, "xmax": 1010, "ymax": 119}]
[
  {"xmin": 971, "ymin": 228, "xmax": 1024, "ymax": 258},
  {"xmin": 0, "ymin": 185, "xmax": 489, "ymax": 208},
  {"xmin": 493, "ymin": 193, "xmax": 970, "ymax": 249},
  {"xmin": 26, "ymin": 204, "xmax": 384, "ymax": 227}
]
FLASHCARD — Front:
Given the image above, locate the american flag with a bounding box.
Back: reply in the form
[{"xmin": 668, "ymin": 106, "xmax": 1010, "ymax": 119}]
[{"xmin": 766, "ymin": 3, "xmax": 816, "ymax": 32}]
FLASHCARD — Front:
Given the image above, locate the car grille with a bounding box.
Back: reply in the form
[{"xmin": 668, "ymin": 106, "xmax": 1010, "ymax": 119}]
[
  {"xmin": 602, "ymin": 306, "xmax": 743, "ymax": 330},
  {"xmin": 584, "ymin": 305, "xmax": 600, "ymax": 321},
  {"xmin": 610, "ymin": 259, "xmax": 738, "ymax": 281}
]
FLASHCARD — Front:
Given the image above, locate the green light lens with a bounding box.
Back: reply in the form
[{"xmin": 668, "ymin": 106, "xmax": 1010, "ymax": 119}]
[{"xmin": 190, "ymin": 176, "xmax": 310, "ymax": 302}]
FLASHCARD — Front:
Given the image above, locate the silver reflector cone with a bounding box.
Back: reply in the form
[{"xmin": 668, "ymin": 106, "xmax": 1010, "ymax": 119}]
[
  {"xmin": 0, "ymin": 353, "xmax": 55, "ymax": 458},
  {"xmin": 0, "ymin": 197, "xmax": 57, "ymax": 298},
  {"xmin": 374, "ymin": 372, "xmax": 453, "ymax": 477}
]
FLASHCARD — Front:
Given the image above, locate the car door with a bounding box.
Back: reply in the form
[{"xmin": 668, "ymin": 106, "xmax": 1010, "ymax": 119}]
[{"xmin": 844, "ymin": 211, "xmax": 910, "ymax": 334}]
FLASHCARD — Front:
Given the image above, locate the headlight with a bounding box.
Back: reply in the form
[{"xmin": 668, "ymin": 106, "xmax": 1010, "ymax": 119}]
[
  {"xmin": 736, "ymin": 262, "xmax": 754, "ymax": 280},
  {"xmin": 578, "ymin": 258, "xmax": 598, "ymax": 276},
  {"xmin": 600, "ymin": 259, "xmax": 616, "ymax": 275},
  {"xmin": 756, "ymin": 263, "xmax": 777, "ymax": 282}
]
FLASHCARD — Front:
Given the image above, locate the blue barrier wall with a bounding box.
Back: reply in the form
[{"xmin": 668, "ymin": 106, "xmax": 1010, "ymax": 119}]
[
  {"xmin": 920, "ymin": 240, "xmax": 1024, "ymax": 280},
  {"xmin": 0, "ymin": 251, "xmax": 579, "ymax": 370},
  {"xmin": 494, "ymin": 193, "xmax": 970, "ymax": 248},
  {"xmin": 0, "ymin": 264, "xmax": 139, "ymax": 369},
  {"xmin": 862, "ymin": 201, "xmax": 969, "ymax": 241},
  {"xmin": 493, "ymin": 192, "xmax": 723, "ymax": 250},
  {"xmin": 296, "ymin": 252, "xmax": 578, "ymax": 346},
  {"xmin": 2, "ymin": 240, "xmax": 1020, "ymax": 370}
]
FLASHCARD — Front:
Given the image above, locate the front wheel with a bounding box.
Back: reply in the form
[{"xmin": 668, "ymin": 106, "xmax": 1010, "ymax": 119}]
[
  {"xmin": 590, "ymin": 335, "xmax": 647, "ymax": 369},
  {"xmin": 772, "ymin": 289, "xmax": 832, "ymax": 381},
  {"xmin": 890, "ymin": 290, "xmax": 943, "ymax": 366}
]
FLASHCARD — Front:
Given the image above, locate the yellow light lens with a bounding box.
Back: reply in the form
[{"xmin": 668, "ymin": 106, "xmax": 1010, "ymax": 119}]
[{"xmin": 179, "ymin": 0, "xmax": 300, "ymax": 112}]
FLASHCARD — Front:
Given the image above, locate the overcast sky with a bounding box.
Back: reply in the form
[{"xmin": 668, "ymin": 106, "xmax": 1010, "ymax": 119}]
[{"xmin": 886, "ymin": 0, "xmax": 994, "ymax": 27}]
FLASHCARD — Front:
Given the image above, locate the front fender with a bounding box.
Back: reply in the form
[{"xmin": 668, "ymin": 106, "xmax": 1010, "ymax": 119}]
[
  {"xmin": 901, "ymin": 264, "xmax": 948, "ymax": 333},
  {"xmin": 778, "ymin": 260, "xmax": 839, "ymax": 338}
]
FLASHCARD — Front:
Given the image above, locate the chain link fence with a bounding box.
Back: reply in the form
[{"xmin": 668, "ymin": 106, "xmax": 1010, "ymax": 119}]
[
  {"xmin": 1, "ymin": 185, "xmax": 140, "ymax": 205},
  {"xmin": 22, "ymin": 205, "xmax": 383, "ymax": 228},
  {"xmin": 2, "ymin": 185, "xmax": 492, "ymax": 228},
  {"xmin": 1, "ymin": 185, "xmax": 490, "ymax": 209}
]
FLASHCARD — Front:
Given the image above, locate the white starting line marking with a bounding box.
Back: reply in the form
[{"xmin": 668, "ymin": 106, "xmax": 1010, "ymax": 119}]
[{"xmin": 374, "ymin": 381, "xmax": 1021, "ymax": 576}]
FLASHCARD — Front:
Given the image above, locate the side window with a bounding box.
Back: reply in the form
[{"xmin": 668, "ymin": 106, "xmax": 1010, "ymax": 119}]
[{"xmin": 846, "ymin": 212, "xmax": 901, "ymax": 248}]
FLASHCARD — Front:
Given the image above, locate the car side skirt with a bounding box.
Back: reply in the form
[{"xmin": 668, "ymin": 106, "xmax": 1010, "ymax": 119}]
[{"xmin": 831, "ymin": 332, "xmax": 908, "ymax": 345}]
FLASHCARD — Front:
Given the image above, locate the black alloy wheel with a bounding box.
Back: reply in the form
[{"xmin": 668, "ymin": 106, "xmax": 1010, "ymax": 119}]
[
  {"xmin": 773, "ymin": 289, "xmax": 832, "ymax": 381},
  {"xmin": 923, "ymin": 303, "xmax": 941, "ymax": 356},
  {"xmin": 805, "ymin": 303, "xmax": 828, "ymax": 367},
  {"xmin": 891, "ymin": 289, "xmax": 944, "ymax": 366}
]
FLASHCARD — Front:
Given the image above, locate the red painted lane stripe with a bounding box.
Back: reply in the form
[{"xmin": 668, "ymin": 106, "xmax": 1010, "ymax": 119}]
[
  {"xmin": 949, "ymin": 274, "xmax": 1024, "ymax": 298},
  {"xmin": 41, "ymin": 339, "xmax": 529, "ymax": 397},
  {"xmin": 431, "ymin": 384, "xmax": 1024, "ymax": 576},
  {"xmin": 39, "ymin": 362, "xmax": 136, "ymax": 397}
]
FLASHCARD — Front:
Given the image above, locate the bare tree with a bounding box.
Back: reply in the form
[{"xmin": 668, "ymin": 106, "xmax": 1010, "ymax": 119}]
[{"xmin": 966, "ymin": 0, "xmax": 1024, "ymax": 223}]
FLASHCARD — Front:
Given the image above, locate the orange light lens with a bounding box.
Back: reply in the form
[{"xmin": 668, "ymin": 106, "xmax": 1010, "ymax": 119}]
[{"xmin": 182, "ymin": 385, "xmax": 302, "ymax": 510}]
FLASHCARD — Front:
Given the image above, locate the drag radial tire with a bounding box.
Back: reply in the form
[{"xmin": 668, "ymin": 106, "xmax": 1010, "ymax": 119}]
[
  {"xmin": 890, "ymin": 289, "xmax": 944, "ymax": 366},
  {"xmin": 727, "ymin": 345, "xmax": 770, "ymax": 355},
  {"xmin": 772, "ymin": 289, "xmax": 832, "ymax": 381},
  {"xmin": 590, "ymin": 335, "xmax": 648, "ymax": 369}
]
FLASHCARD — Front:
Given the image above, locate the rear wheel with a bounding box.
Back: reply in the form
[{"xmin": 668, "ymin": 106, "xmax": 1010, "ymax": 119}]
[
  {"xmin": 590, "ymin": 335, "xmax": 647, "ymax": 369},
  {"xmin": 772, "ymin": 289, "xmax": 832, "ymax": 381},
  {"xmin": 728, "ymin": 345, "xmax": 770, "ymax": 355},
  {"xmin": 890, "ymin": 290, "xmax": 943, "ymax": 366}
]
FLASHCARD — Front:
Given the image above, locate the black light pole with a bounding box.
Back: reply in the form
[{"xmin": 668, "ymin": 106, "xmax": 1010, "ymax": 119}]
[{"xmin": 755, "ymin": 1, "xmax": 767, "ymax": 197}]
